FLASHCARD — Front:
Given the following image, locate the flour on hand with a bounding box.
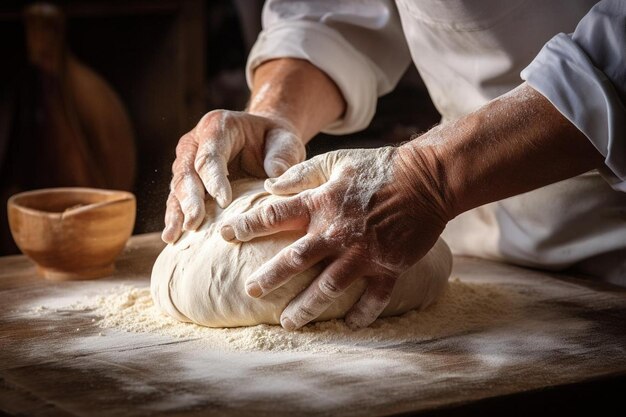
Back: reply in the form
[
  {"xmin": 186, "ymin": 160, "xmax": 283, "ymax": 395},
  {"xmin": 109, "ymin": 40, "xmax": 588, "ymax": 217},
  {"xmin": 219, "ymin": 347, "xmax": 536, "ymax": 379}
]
[{"xmin": 151, "ymin": 179, "xmax": 452, "ymax": 328}]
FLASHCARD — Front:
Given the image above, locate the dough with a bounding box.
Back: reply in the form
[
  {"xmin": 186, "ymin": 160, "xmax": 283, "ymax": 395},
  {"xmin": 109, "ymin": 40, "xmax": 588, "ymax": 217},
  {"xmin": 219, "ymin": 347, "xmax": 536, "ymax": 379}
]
[{"xmin": 151, "ymin": 179, "xmax": 453, "ymax": 328}]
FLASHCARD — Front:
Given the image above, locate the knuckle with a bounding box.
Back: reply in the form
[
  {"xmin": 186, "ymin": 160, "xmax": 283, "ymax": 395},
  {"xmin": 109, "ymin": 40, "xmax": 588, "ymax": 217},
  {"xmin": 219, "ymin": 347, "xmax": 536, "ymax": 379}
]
[
  {"xmin": 268, "ymin": 128, "xmax": 297, "ymax": 146},
  {"xmin": 169, "ymin": 174, "xmax": 184, "ymax": 192},
  {"xmin": 319, "ymin": 195, "xmax": 335, "ymax": 212},
  {"xmin": 199, "ymin": 109, "xmax": 223, "ymax": 126},
  {"xmin": 310, "ymin": 153, "xmax": 326, "ymax": 165},
  {"xmin": 183, "ymin": 209, "xmax": 204, "ymax": 227},
  {"xmin": 171, "ymin": 158, "xmax": 181, "ymax": 173},
  {"xmin": 175, "ymin": 134, "xmax": 196, "ymax": 157},
  {"xmin": 166, "ymin": 207, "xmax": 182, "ymax": 222},
  {"xmin": 349, "ymin": 245, "xmax": 369, "ymax": 260},
  {"xmin": 193, "ymin": 152, "xmax": 210, "ymax": 172},
  {"xmin": 166, "ymin": 193, "xmax": 180, "ymax": 208},
  {"xmin": 238, "ymin": 217, "xmax": 255, "ymax": 236},
  {"xmin": 262, "ymin": 205, "xmax": 280, "ymax": 227},
  {"xmin": 173, "ymin": 155, "xmax": 195, "ymax": 177},
  {"xmin": 197, "ymin": 110, "xmax": 239, "ymax": 138},
  {"xmin": 285, "ymin": 245, "xmax": 307, "ymax": 269},
  {"xmin": 295, "ymin": 306, "xmax": 317, "ymax": 322},
  {"xmin": 219, "ymin": 111, "xmax": 237, "ymax": 131},
  {"xmin": 318, "ymin": 278, "xmax": 343, "ymax": 298},
  {"xmin": 164, "ymin": 212, "xmax": 182, "ymax": 228},
  {"xmin": 194, "ymin": 148, "xmax": 224, "ymax": 173},
  {"xmin": 298, "ymin": 193, "xmax": 314, "ymax": 211}
]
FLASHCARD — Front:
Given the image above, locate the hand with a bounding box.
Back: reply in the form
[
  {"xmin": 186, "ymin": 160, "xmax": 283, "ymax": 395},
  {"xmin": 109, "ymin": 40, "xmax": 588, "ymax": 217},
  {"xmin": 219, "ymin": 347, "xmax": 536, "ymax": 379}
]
[
  {"xmin": 219, "ymin": 146, "xmax": 451, "ymax": 330},
  {"xmin": 162, "ymin": 110, "xmax": 306, "ymax": 243},
  {"xmin": 162, "ymin": 57, "xmax": 346, "ymax": 244}
]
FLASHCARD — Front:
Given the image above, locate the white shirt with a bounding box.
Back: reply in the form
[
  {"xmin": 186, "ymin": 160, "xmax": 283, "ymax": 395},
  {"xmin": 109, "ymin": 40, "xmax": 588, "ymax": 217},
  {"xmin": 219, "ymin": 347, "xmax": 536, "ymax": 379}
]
[{"xmin": 247, "ymin": 0, "xmax": 626, "ymax": 285}]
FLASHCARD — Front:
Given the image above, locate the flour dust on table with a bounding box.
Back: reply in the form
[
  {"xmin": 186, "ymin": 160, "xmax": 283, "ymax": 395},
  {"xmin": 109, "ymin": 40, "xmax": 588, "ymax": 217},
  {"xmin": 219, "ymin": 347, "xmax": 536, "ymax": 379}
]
[
  {"xmin": 62, "ymin": 277, "xmax": 526, "ymax": 353},
  {"xmin": 151, "ymin": 179, "xmax": 453, "ymax": 328}
]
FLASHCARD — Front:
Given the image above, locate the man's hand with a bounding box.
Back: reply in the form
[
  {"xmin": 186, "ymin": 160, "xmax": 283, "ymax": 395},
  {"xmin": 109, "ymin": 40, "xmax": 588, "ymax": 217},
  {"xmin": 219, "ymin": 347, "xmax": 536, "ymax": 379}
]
[
  {"xmin": 219, "ymin": 147, "xmax": 451, "ymax": 330},
  {"xmin": 162, "ymin": 110, "xmax": 304, "ymax": 243},
  {"xmin": 218, "ymin": 82, "xmax": 605, "ymax": 331},
  {"xmin": 162, "ymin": 58, "xmax": 346, "ymax": 244}
]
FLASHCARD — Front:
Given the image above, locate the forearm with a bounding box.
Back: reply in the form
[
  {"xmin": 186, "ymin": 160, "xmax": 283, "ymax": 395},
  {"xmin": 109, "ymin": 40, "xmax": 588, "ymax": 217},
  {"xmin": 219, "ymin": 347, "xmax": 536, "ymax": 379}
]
[
  {"xmin": 398, "ymin": 83, "xmax": 605, "ymax": 220},
  {"xmin": 248, "ymin": 58, "xmax": 346, "ymax": 142},
  {"xmin": 521, "ymin": 0, "xmax": 626, "ymax": 189}
]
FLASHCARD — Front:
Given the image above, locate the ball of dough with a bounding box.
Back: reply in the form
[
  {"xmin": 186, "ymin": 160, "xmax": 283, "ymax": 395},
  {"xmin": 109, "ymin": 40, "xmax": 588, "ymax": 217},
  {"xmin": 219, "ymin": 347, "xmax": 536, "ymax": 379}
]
[{"xmin": 151, "ymin": 179, "xmax": 452, "ymax": 328}]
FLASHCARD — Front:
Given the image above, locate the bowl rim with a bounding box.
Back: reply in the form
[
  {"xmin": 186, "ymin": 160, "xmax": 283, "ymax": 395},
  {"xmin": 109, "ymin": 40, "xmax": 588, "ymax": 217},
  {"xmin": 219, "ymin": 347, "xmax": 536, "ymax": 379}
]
[{"xmin": 8, "ymin": 187, "xmax": 136, "ymax": 218}]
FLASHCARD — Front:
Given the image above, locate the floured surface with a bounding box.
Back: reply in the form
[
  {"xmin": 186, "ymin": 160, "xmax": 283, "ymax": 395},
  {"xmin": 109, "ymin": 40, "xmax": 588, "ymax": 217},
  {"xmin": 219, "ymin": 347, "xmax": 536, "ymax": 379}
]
[
  {"xmin": 62, "ymin": 278, "xmax": 524, "ymax": 353},
  {"xmin": 2, "ymin": 233, "xmax": 626, "ymax": 417}
]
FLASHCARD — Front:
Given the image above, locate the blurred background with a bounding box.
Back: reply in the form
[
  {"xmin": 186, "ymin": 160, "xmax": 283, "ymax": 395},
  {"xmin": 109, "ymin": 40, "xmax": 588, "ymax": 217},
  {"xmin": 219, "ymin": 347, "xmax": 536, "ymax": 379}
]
[{"xmin": 0, "ymin": 0, "xmax": 440, "ymax": 255}]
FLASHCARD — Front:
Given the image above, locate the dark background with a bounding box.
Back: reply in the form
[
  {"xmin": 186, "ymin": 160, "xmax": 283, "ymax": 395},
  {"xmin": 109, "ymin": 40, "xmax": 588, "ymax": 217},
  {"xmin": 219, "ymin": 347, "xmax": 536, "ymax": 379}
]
[{"xmin": 0, "ymin": 0, "xmax": 440, "ymax": 255}]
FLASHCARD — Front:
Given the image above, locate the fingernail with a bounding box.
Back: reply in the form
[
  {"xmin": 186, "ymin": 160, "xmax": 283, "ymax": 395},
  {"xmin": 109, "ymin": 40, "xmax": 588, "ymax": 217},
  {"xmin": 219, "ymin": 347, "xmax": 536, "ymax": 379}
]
[
  {"xmin": 215, "ymin": 193, "xmax": 227, "ymax": 208},
  {"xmin": 246, "ymin": 281, "xmax": 263, "ymax": 298},
  {"xmin": 220, "ymin": 225, "xmax": 235, "ymax": 241},
  {"xmin": 281, "ymin": 317, "xmax": 296, "ymax": 331}
]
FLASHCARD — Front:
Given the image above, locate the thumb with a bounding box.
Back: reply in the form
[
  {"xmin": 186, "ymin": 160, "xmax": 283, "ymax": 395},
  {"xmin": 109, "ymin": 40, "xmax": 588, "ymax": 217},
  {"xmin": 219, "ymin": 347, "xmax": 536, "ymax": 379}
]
[
  {"xmin": 265, "ymin": 153, "xmax": 330, "ymax": 195},
  {"xmin": 263, "ymin": 128, "xmax": 305, "ymax": 178}
]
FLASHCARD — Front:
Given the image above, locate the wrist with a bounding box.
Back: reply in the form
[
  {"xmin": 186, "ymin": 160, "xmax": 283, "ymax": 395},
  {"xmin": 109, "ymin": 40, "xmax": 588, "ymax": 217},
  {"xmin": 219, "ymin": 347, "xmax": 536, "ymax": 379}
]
[
  {"xmin": 407, "ymin": 117, "xmax": 483, "ymax": 219},
  {"xmin": 248, "ymin": 58, "xmax": 345, "ymax": 142},
  {"xmin": 393, "ymin": 142, "xmax": 456, "ymax": 225},
  {"xmin": 399, "ymin": 83, "xmax": 605, "ymax": 222},
  {"xmin": 247, "ymin": 107, "xmax": 302, "ymax": 135}
]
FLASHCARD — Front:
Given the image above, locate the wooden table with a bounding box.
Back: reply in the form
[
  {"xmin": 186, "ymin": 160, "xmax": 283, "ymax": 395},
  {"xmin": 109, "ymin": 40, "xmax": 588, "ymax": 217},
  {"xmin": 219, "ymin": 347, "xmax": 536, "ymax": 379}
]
[{"xmin": 1, "ymin": 233, "xmax": 625, "ymax": 416}]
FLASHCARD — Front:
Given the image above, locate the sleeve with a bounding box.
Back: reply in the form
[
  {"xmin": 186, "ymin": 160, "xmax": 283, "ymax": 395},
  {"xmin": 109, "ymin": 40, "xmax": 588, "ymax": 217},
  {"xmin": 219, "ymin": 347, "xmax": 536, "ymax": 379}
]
[
  {"xmin": 521, "ymin": 0, "xmax": 626, "ymax": 192},
  {"xmin": 246, "ymin": 0, "xmax": 412, "ymax": 135}
]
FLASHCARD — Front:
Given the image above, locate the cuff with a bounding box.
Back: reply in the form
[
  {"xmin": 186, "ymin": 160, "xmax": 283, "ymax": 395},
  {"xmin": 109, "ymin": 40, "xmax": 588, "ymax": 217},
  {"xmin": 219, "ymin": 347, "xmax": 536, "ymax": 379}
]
[
  {"xmin": 521, "ymin": 33, "xmax": 626, "ymax": 192},
  {"xmin": 246, "ymin": 20, "xmax": 382, "ymax": 135}
]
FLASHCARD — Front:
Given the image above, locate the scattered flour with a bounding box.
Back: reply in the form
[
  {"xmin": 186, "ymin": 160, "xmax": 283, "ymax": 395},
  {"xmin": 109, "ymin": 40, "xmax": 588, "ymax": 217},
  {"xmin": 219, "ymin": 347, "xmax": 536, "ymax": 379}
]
[{"xmin": 64, "ymin": 278, "xmax": 529, "ymax": 354}]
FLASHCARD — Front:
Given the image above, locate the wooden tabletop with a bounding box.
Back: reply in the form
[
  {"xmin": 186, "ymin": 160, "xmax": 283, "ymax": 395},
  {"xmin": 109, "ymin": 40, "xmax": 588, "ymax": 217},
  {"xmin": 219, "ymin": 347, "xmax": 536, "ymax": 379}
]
[{"xmin": 1, "ymin": 233, "xmax": 625, "ymax": 416}]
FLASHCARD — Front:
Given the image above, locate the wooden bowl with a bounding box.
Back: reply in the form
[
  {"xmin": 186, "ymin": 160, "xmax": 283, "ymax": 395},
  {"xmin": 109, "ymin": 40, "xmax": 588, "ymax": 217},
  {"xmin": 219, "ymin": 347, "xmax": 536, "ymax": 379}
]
[{"xmin": 8, "ymin": 188, "xmax": 136, "ymax": 281}]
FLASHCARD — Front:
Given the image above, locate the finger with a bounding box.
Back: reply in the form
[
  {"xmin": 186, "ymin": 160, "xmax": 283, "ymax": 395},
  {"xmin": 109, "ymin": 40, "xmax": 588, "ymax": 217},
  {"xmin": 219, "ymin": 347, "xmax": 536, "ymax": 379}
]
[
  {"xmin": 264, "ymin": 154, "xmax": 329, "ymax": 195},
  {"xmin": 195, "ymin": 144, "xmax": 232, "ymax": 208},
  {"xmin": 171, "ymin": 164, "xmax": 206, "ymax": 232},
  {"xmin": 220, "ymin": 195, "xmax": 309, "ymax": 242},
  {"xmin": 263, "ymin": 128, "xmax": 306, "ymax": 178},
  {"xmin": 162, "ymin": 192, "xmax": 184, "ymax": 243},
  {"xmin": 344, "ymin": 276, "xmax": 395, "ymax": 330},
  {"xmin": 244, "ymin": 234, "xmax": 330, "ymax": 298},
  {"xmin": 280, "ymin": 258, "xmax": 364, "ymax": 330}
]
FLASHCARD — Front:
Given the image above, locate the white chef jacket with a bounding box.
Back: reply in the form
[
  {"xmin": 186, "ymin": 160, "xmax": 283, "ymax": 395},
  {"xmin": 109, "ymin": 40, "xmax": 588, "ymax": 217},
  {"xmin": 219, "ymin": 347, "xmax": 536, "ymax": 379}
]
[{"xmin": 246, "ymin": 0, "xmax": 626, "ymax": 285}]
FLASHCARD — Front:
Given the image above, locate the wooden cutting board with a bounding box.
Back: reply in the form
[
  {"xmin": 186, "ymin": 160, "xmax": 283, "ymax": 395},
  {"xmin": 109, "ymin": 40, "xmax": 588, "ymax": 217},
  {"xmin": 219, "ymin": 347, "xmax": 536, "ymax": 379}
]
[{"xmin": 1, "ymin": 233, "xmax": 625, "ymax": 416}]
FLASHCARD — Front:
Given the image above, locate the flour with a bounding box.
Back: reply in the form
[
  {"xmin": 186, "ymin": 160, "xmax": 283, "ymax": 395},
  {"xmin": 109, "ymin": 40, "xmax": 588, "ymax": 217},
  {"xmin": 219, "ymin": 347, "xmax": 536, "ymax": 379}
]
[{"xmin": 68, "ymin": 277, "xmax": 527, "ymax": 354}]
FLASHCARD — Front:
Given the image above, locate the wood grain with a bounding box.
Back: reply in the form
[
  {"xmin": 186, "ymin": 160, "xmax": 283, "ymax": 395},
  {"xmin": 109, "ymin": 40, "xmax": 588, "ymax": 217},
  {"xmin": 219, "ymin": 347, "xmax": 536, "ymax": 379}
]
[{"xmin": 1, "ymin": 233, "xmax": 625, "ymax": 416}]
